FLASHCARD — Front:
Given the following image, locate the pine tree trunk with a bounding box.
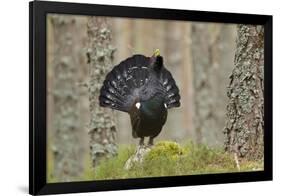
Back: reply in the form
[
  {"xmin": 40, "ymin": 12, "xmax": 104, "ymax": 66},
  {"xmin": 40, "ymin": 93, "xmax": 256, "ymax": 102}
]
[
  {"xmin": 224, "ymin": 25, "xmax": 264, "ymax": 160},
  {"xmin": 164, "ymin": 22, "xmax": 187, "ymax": 140},
  {"xmin": 191, "ymin": 24, "xmax": 215, "ymax": 144},
  {"xmin": 50, "ymin": 15, "xmax": 84, "ymax": 181},
  {"xmin": 87, "ymin": 17, "xmax": 118, "ymax": 167},
  {"xmin": 191, "ymin": 23, "xmax": 236, "ymax": 146},
  {"xmin": 181, "ymin": 23, "xmax": 195, "ymax": 140}
]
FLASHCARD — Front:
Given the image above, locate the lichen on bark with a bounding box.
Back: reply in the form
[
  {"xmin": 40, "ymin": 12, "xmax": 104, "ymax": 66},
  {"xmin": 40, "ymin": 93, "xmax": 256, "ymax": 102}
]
[
  {"xmin": 224, "ymin": 25, "xmax": 264, "ymax": 160},
  {"xmin": 50, "ymin": 15, "xmax": 84, "ymax": 181},
  {"xmin": 87, "ymin": 17, "xmax": 118, "ymax": 167}
]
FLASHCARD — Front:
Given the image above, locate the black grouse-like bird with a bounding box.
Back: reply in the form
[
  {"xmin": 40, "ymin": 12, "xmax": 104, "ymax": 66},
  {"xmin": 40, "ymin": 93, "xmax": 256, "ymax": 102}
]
[{"xmin": 99, "ymin": 49, "xmax": 181, "ymax": 146}]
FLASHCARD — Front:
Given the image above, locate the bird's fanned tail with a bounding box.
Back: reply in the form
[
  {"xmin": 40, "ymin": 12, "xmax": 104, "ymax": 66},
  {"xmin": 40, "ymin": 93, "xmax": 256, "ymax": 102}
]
[
  {"xmin": 99, "ymin": 54, "xmax": 180, "ymax": 112},
  {"xmin": 159, "ymin": 68, "xmax": 181, "ymax": 109}
]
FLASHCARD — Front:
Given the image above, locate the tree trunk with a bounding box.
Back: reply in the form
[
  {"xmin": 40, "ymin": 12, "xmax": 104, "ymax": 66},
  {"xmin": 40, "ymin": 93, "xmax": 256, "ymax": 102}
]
[
  {"xmin": 181, "ymin": 23, "xmax": 195, "ymax": 141},
  {"xmin": 50, "ymin": 15, "xmax": 84, "ymax": 181},
  {"xmin": 224, "ymin": 25, "xmax": 264, "ymax": 160},
  {"xmin": 191, "ymin": 23, "xmax": 235, "ymax": 146},
  {"xmin": 191, "ymin": 24, "xmax": 215, "ymax": 145},
  {"xmin": 164, "ymin": 22, "xmax": 187, "ymax": 141},
  {"xmin": 87, "ymin": 17, "xmax": 118, "ymax": 167}
]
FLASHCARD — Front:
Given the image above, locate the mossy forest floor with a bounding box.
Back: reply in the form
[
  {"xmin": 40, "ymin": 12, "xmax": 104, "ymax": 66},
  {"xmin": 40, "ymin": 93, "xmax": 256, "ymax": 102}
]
[{"xmin": 48, "ymin": 141, "xmax": 263, "ymax": 183}]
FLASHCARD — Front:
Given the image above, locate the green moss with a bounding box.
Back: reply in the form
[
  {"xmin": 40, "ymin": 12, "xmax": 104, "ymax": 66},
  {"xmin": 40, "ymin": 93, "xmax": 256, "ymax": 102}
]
[
  {"xmin": 92, "ymin": 145, "xmax": 136, "ymax": 180},
  {"xmin": 91, "ymin": 141, "xmax": 263, "ymax": 180},
  {"xmin": 47, "ymin": 140, "xmax": 264, "ymax": 182},
  {"xmin": 145, "ymin": 141, "xmax": 187, "ymax": 162}
]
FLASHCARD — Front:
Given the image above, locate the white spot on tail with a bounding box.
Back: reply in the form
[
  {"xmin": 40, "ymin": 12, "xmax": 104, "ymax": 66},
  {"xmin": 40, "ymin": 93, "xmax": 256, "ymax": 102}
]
[
  {"xmin": 135, "ymin": 102, "xmax": 141, "ymax": 109},
  {"xmin": 164, "ymin": 103, "xmax": 167, "ymax": 108}
]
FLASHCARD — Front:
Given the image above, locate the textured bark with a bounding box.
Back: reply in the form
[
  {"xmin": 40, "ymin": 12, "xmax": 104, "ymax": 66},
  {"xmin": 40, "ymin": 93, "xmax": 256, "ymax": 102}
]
[
  {"xmin": 164, "ymin": 22, "xmax": 187, "ymax": 140},
  {"xmin": 191, "ymin": 23, "xmax": 236, "ymax": 146},
  {"xmin": 87, "ymin": 17, "xmax": 118, "ymax": 167},
  {"xmin": 50, "ymin": 15, "xmax": 84, "ymax": 181},
  {"xmin": 181, "ymin": 23, "xmax": 195, "ymax": 140},
  {"xmin": 224, "ymin": 25, "xmax": 264, "ymax": 160}
]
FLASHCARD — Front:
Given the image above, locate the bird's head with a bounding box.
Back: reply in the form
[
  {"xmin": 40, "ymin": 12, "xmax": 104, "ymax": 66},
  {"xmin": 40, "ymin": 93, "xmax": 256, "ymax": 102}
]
[{"xmin": 149, "ymin": 49, "xmax": 163, "ymax": 72}]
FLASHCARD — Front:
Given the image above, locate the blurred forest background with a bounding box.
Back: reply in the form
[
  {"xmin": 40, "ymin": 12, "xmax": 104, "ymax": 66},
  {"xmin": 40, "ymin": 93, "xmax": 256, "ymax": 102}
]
[{"xmin": 46, "ymin": 14, "xmax": 264, "ymax": 182}]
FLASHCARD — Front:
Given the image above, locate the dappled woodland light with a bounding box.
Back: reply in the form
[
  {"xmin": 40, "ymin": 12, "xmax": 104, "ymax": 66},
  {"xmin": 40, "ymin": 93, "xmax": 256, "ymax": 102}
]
[{"xmin": 47, "ymin": 15, "xmax": 264, "ymax": 182}]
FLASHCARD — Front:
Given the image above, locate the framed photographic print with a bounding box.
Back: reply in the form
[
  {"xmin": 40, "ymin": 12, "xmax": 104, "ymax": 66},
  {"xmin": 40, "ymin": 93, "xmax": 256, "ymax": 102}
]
[{"xmin": 29, "ymin": 0, "xmax": 273, "ymax": 195}]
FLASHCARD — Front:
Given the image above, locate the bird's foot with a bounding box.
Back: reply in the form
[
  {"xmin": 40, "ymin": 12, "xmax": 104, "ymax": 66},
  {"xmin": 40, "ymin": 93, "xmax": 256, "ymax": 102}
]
[
  {"xmin": 147, "ymin": 137, "xmax": 154, "ymax": 147},
  {"xmin": 139, "ymin": 137, "xmax": 145, "ymax": 146}
]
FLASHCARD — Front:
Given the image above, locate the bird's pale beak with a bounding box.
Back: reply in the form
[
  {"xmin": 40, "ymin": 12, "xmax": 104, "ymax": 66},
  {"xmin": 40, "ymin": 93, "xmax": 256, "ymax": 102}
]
[{"xmin": 153, "ymin": 49, "xmax": 160, "ymax": 57}]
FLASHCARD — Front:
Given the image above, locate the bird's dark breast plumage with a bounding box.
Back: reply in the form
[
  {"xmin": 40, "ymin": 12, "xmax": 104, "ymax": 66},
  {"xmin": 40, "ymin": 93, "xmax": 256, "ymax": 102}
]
[
  {"xmin": 129, "ymin": 94, "xmax": 168, "ymax": 138},
  {"xmin": 130, "ymin": 107, "xmax": 167, "ymax": 138}
]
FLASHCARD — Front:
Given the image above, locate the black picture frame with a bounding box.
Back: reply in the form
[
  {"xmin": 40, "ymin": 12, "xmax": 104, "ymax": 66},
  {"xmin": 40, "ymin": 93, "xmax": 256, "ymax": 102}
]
[{"xmin": 29, "ymin": 1, "xmax": 273, "ymax": 195}]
